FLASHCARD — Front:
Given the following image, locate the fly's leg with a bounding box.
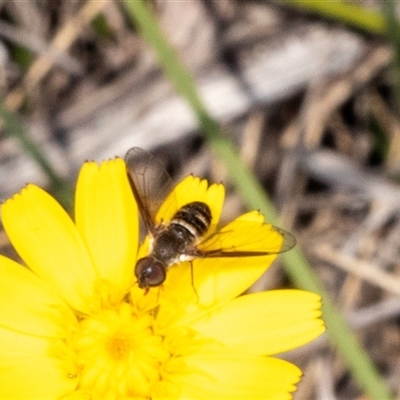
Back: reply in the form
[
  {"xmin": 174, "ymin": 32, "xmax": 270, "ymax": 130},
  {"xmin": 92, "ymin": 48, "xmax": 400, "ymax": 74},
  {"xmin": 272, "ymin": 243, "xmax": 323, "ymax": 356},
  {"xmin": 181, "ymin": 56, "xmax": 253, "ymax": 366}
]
[{"xmin": 189, "ymin": 260, "xmax": 199, "ymax": 302}]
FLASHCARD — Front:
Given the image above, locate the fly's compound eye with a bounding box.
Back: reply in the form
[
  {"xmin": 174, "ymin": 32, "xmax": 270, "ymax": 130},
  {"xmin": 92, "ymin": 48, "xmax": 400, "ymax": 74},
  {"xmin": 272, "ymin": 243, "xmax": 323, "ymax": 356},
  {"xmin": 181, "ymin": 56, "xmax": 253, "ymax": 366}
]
[{"xmin": 135, "ymin": 257, "xmax": 166, "ymax": 288}]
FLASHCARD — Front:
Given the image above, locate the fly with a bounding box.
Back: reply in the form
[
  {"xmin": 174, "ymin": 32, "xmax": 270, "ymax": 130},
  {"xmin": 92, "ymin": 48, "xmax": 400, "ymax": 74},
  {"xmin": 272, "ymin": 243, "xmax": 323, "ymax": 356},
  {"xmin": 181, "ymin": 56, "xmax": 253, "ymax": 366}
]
[{"xmin": 125, "ymin": 147, "xmax": 296, "ymax": 290}]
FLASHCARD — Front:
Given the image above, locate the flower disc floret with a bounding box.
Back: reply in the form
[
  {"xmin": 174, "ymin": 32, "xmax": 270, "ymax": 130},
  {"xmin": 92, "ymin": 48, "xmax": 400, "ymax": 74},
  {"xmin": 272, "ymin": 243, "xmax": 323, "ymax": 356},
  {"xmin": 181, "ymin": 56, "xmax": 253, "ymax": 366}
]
[{"xmin": 74, "ymin": 302, "xmax": 168, "ymax": 397}]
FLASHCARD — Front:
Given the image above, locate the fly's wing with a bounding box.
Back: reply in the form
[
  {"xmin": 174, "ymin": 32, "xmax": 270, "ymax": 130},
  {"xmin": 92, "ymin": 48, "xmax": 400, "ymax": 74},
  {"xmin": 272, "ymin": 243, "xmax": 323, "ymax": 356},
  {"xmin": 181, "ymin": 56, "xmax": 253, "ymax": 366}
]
[
  {"xmin": 193, "ymin": 219, "xmax": 296, "ymax": 257},
  {"xmin": 125, "ymin": 147, "xmax": 176, "ymax": 236}
]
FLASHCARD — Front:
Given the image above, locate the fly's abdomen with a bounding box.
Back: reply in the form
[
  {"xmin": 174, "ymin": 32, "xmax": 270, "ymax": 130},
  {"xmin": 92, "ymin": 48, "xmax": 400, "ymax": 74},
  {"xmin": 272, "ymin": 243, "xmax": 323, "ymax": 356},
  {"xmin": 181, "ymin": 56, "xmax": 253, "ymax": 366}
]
[{"xmin": 172, "ymin": 201, "xmax": 212, "ymax": 238}]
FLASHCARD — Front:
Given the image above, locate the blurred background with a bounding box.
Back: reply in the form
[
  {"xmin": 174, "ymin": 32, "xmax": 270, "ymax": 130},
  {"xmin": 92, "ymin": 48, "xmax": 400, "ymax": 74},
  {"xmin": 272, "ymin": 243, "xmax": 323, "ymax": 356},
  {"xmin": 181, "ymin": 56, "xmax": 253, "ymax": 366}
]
[{"xmin": 1, "ymin": 1, "xmax": 400, "ymax": 399}]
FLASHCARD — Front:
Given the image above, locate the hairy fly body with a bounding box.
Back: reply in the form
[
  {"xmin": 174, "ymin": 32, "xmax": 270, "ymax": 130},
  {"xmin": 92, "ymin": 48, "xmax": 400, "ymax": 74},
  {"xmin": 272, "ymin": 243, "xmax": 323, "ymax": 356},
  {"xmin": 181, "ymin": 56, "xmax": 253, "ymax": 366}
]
[
  {"xmin": 135, "ymin": 201, "xmax": 211, "ymax": 288},
  {"xmin": 125, "ymin": 147, "xmax": 296, "ymax": 290}
]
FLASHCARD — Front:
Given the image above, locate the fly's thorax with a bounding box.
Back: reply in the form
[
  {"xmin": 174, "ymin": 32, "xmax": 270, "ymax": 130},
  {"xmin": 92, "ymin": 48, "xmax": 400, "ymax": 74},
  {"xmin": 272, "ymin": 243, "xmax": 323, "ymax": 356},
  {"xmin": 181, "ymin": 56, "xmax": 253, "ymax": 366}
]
[
  {"xmin": 151, "ymin": 224, "xmax": 194, "ymax": 266},
  {"xmin": 150, "ymin": 202, "xmax": 212, "ymax": 267}
]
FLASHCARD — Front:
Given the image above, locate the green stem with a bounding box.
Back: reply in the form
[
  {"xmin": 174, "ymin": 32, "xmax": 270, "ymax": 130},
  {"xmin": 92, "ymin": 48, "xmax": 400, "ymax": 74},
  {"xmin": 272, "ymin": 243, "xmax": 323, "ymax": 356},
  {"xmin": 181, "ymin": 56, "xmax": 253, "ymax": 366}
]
[{"xmin": 123, "ymin": 1, "xmax": 393, "ymax": 399}]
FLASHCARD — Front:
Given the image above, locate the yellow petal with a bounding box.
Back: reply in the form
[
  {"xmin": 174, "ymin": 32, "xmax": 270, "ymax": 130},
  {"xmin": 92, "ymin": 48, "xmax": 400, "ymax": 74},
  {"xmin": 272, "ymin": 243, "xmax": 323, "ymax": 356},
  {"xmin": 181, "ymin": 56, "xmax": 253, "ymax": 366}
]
[
  {"xmin": 156, "ymin": 212, "xmax": 281, "ymax": 328},
  {"xmin": 75, "ymin": 159, "xmax": 139, "ymax": 297},
  {"xmin": 156, "ymin": 176, "xmax": 225, "ymax": 231},
  {"xmin": 0, "ymin": 326, "xmax": 77, "ymax": 399},
  {"xmin": 156, "ymin": 348, "xmax": 301, "ymax": 400},
  {"xmin": 191, "ymin": 290, "xmax": 325, "ymax": 355},
  {"xmin": 0, "ymin": 255, "xmax": 77, "ymax": 338},
  {"xmin": 199, "ymin": 210, "xmax": 285, "ymax": 253},
  {"xmin": 2, "ymin": 185, "xmax": 97, "ymax": 314},
  {"xmin": 156, "ymin": 256, "xmax": 272, "ymax": 326}
]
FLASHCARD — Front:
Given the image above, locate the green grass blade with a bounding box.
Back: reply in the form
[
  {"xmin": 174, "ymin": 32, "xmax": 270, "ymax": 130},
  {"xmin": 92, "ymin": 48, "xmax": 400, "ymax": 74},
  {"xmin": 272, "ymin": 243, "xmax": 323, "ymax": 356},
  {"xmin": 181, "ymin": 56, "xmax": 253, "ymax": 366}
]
[{"xmin": 280, "ymin": 0, "xmax": 388, "ymax": 35}]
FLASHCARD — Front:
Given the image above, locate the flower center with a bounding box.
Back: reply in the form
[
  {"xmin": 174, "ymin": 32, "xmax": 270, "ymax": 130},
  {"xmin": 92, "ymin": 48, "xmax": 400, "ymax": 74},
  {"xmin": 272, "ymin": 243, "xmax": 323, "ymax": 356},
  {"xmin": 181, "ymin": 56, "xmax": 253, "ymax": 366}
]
[
  {"xmin": 106, "ymin": 333, "xmax": 131, "ymax": 360},
  {"xmin": 74, "ymin": 302, "xmax": 169, "ymax": 398}
]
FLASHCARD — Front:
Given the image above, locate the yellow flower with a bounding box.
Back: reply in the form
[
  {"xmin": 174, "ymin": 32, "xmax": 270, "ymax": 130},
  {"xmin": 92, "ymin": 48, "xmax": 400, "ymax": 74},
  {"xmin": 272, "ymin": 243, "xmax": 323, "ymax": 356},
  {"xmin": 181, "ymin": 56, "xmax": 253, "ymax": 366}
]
[{"xmin": 0, "ymin": 158, "xmax": 324, "ymax": 400}]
